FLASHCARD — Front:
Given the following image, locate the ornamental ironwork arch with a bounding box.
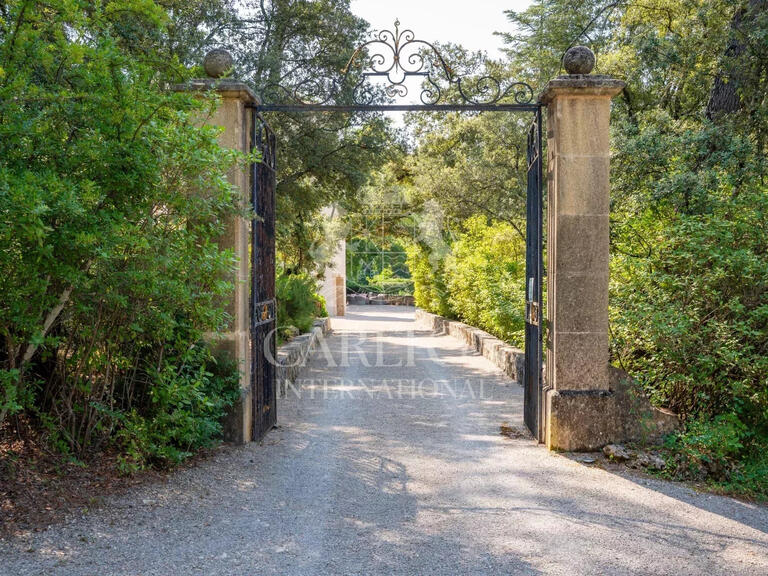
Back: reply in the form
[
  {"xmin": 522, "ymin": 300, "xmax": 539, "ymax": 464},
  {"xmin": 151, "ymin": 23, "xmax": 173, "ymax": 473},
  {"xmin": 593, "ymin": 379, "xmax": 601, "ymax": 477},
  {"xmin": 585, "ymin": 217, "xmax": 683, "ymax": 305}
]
[{"xmin": 258, "ymin": 20, "xmax": 537, "ymax": 112}]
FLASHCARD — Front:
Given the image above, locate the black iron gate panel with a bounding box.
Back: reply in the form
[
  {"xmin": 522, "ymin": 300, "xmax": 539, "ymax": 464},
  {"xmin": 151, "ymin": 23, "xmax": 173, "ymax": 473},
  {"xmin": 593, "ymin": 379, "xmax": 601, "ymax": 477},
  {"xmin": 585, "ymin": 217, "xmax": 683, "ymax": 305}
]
[
  {"xmin": 250, "ymin": 111, "xmax": 277, "ymax": 441},
  {"xmin": 524, "ymin": 109, "xmax": 544, "ymax": 442}
]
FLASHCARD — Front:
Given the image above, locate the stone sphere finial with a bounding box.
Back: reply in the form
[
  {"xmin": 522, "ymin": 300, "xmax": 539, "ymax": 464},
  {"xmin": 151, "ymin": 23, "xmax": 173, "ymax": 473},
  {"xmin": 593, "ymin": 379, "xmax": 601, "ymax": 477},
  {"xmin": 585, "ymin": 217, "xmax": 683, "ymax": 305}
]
[
  {"xmin": 563, "ymin": 46, "xmax": 595, "ymax": 75},
  {"xmin": 203, "ymin": 48, "xmax": 234, "ymax": 78}
]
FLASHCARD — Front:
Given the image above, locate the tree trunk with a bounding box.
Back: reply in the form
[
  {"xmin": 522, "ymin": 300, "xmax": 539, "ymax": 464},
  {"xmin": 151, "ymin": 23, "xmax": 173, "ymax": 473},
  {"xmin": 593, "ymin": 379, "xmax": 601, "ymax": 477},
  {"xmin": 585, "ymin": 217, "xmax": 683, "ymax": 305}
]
[{"xmin": 706, "ymin": 0, "xmax": 767, "ymax": 119}]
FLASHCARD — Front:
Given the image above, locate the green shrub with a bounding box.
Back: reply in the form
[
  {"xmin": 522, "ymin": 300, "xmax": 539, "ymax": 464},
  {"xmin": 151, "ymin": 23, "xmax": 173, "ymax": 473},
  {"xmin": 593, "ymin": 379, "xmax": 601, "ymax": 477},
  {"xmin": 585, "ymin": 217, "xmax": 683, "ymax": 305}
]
[
  {"xmin": 345, "ymin": 269, "xmax": 413, "ymax": 295},
  {"xmin": 611, "ymin": 190, "xmax": 768, "ymax": 425},
  {"xmin": 0, "ymin": 369, "xmax": 28, "ymax": 424},
  {"xmin": 116, "ymin": 344, "xmax": 241, "ymax": 473},
  {"xmin": 276, "ymin": 272, "xmax": 327, "ymax": 337},
  {"xmin": 406, "ymin": 218, "xmax": 527, "ymax": 346},
  {"xmin": 663, "ymin": 415, "xmax": 768, "ymax": 499},
  {"xmin": 364, "ymin": 267, "xmax": 414, "ymax": 295},
  {"xmin": 444, "ymin": 216, "xmax": 526, "ymax": 347},
  {"xmin": 346, "ymin": 237, "xmax": 412, "ymax": 294},
  {"xmin": 726, "ymin": 451, "xmax": 768, "ymax": 501},
  {"xmin": 665, "ymin": 414, "xmax": 746, "ymax": 479},
  {"xmin": 406, "ymin": 243, "xmax": 452, "ymax": 316},
  {"xmin": 0, "ymin": 0, "xmax": 247, "ymax": 469},
  {"xmin": 345, "ymin": 277, "xmax": 368, "ymax": 294}
]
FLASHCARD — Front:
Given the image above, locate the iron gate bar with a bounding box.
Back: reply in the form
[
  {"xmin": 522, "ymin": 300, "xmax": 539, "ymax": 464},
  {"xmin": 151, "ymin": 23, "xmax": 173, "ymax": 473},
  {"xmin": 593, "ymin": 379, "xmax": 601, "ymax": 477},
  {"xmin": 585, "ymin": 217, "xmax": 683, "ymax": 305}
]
[
  {"xmin": 537, "ymin": 107, "xmax": 544, "ymax": 439},
  {"xmin": 255, "ymin": 104, "xmax": 541, "ymax": 113},
  {"xmin": 524, "ymin": 107, "xmax": 544, "ymax": 443},
  {"xmin": 250, "ymin": 110, "xmax": 278, "ymax": 441}
]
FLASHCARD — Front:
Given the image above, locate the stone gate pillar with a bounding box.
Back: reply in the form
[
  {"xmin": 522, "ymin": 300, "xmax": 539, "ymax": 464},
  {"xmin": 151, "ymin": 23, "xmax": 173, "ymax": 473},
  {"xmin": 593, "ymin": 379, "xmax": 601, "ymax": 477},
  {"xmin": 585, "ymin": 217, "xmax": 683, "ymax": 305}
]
[
  {"xmin": 177, "ymin": 50, "xmax": 258, "ymax": 443},
  {"xmin": 539, "ymin": 48, "xmax": 625, "ymax": 451}
]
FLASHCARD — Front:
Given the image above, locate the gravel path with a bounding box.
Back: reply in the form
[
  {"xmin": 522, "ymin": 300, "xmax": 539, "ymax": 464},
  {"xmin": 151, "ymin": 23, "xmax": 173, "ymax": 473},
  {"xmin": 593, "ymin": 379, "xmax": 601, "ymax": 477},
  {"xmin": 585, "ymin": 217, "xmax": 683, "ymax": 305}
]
[{"xmin": 1, "ymin": 305, "xmax": 767, "ymax": 575}]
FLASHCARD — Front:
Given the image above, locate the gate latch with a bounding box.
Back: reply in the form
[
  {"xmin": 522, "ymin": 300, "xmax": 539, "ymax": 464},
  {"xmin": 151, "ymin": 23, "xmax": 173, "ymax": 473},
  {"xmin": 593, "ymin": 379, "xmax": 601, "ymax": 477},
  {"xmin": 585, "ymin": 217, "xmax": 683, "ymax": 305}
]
[
  {"xmin": 251, "ymin": 298, "xmax": 276, "ymax": 328},
  {"xmin": 526, "ymin": 276, "xmax": 540, "ymax": 326},
  {"xmin": 526, "ymin": 300, "xmax": 540, "ymax": 326}
]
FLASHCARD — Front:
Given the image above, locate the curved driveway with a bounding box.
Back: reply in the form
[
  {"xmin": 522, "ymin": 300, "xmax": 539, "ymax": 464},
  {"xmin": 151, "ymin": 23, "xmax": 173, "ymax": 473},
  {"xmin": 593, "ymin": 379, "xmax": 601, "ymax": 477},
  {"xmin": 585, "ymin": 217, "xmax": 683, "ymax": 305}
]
[{"xmin": 2, "ymin": 306, "xmax": 767, "ymax": 575}]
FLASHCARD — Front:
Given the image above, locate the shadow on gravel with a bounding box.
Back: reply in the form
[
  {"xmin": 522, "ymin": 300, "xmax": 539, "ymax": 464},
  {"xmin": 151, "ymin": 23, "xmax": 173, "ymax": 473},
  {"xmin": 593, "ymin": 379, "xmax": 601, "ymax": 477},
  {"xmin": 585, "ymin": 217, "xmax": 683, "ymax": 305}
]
[
  {"xmin": 4, "ymin": 306, "xmax": 766, "ymax": 575},
  {"xmin": 560, "ymin": 453, "xmax": 768, "ymax": 536}
]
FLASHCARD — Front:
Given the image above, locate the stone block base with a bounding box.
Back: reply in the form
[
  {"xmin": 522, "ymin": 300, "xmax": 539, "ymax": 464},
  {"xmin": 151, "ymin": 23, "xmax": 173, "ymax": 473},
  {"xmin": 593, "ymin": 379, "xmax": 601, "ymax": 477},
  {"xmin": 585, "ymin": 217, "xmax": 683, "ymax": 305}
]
[
  {"xmin": 222, "ymin": 387, "xmax": 252, "ymax": 444},
  {"xmin": 546, "ymin": 367, "xmax": 679, "ymax": 451}
]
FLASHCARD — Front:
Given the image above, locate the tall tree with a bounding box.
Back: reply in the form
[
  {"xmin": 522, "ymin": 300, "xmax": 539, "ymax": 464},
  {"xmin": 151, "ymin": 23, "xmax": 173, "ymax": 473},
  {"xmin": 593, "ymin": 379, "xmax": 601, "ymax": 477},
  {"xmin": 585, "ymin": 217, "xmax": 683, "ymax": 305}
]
[
  {"xmin": 707, "ymin": 0, "xmax": 768, "ymax": 119},
  {"xmin": 209, "ymin": 0, "xmax": 398, "ymax": 273}
]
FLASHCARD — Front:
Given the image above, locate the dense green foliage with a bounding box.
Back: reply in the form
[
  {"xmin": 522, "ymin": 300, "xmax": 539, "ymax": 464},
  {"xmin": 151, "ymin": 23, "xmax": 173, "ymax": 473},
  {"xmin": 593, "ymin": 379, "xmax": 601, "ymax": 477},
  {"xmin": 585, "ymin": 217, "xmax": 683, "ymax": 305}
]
[
  {"xmin": 406, "ymin": 217, "xmax": 526, "ymax": 346},
  {"xmin": 276, "ymin": 272, "xmax": 327, "ymax": 340},
  {"xmin": 116, "ymin": 347, "xmax": 241, "ymax": 473},
  {"xmin": 407, "ymin": 112, "xmax": 529, "ymax": 232},
  {"xmin": 406, "ymin": 243, "xmax": 452, "ymax": 318},
  {"xmin": 365, "ymin": 267, "xmax": 413, "ymax": 296},
  {"xmin": 611, "ymin": 193, "xmax": 768, "ymax": 420},
  {"xmin": 0, "ymin": 0, "xmax": 244, "ymax": 467},
  {"xmin": 346, "ymin": 237, "xmax": 412, "ymax": 295},
  {"xmin": 444, "ymin": 217, "xmax": 527, "ymax": 346}
]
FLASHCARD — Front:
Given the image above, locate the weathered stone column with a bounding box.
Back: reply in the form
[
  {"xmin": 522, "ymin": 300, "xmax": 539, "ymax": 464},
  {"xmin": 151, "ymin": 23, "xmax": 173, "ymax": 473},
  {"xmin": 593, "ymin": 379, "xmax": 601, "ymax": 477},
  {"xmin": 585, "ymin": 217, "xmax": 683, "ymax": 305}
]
[
  {"xmin": 318, "ymin": 205, "xmax": 347, "ymax": 317},
  {"xmin": 540, "ymin": 48, "xmax": 625, "ymax": 451},
  {"xmin": 177, "ymin": 50, "xmax": 258, "ymax": 443},
  {"xmin": 335, "ymin": 276, "xmax": 346, "ymax": 316}
]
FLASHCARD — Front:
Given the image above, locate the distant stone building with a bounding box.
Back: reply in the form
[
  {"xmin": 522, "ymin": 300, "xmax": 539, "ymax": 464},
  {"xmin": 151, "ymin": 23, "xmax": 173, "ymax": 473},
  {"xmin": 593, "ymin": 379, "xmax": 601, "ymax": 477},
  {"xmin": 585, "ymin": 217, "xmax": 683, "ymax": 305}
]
[{"xmin": 318, "ymin": 206, "xmax": 346, "ymax": 317}]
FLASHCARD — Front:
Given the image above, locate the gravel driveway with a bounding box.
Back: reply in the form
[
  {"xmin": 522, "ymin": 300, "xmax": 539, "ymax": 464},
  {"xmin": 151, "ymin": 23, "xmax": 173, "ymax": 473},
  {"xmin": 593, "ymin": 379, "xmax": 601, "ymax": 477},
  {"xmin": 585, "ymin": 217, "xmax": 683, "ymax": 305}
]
[{"xmin": 1, "ymin": 305, "xmax": 767, "ymax": 575}]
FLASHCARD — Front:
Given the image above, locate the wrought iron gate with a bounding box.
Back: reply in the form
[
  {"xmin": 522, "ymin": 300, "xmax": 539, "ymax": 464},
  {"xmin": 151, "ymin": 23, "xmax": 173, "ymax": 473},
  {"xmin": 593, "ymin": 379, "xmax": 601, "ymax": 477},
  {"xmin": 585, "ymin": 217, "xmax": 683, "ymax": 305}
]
[
  {"xmin": 525, "ymin": 110, "xmax": 544, "ymax": 442},
  {"xmin": 251, "ymin": 20, "xmax": 546, "ymax": 442},
  {"xmin": 250, "ymin": 112, "xmax": 277, "ymax": 440}
]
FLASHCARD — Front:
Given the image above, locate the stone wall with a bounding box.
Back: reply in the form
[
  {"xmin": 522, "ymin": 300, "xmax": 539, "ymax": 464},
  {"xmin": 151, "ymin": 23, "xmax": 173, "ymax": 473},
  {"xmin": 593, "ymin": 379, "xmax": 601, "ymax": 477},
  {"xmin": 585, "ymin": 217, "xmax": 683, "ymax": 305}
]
[
  {"xmin": 414, "ymin": 308, "xmax": 526, "ymax": 385},
  {"xmin": 275, "ymin": 317, "xmax": 331, "ymax": 397},
  {"xmin": 348, "ymin": 294, "xmax": 416, "ymax": 307}
]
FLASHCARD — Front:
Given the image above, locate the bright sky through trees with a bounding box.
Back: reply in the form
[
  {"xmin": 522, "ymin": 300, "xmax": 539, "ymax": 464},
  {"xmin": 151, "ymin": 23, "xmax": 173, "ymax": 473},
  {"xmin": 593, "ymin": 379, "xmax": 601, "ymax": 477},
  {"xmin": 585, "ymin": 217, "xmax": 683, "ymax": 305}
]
[
  {"xmin": 349, "ymin": 0, "xmax": 532, "ymax": 121},
  {"xmin": 350, "ymin": 0, "xmax": 533, "ymax": 59}
]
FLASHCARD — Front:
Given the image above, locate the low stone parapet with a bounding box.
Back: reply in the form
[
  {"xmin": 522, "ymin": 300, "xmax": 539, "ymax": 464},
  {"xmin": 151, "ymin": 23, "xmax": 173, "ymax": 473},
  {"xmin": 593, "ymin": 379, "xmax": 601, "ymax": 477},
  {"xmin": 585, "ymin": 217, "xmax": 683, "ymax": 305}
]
[
  {"xmin": 414, "ymin": 308, "xmax": 525, "ymax": 384},
  {"xmin": 347, "ymin": 293, "xmax": 415, "ymax": 306},
  {"xmin": 275, "ymin": 317, "xmax": 331, "ymax": 397}
]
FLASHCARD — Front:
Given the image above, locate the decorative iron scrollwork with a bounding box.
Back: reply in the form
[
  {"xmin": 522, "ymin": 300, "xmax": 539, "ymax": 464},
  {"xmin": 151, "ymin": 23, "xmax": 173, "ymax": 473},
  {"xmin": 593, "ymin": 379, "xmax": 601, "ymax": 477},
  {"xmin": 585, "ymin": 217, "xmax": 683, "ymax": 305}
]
[
  {"xmin": 251, "ymin": 299, "xmax": 276, "ymax": 328},
  {"xmin": 261, "ymin": 20, "xmax": 534, "ymax": 108}
]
